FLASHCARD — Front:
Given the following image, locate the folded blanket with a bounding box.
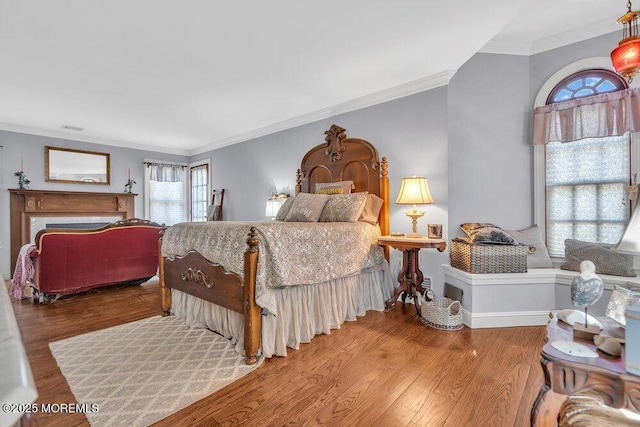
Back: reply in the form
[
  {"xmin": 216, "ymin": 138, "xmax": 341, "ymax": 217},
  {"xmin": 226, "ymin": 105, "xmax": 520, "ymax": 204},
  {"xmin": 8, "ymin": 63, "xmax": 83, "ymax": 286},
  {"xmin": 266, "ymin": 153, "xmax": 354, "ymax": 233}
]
[{"xmin": 10, "ymin": 244, "xmax": 37, "ymax": 300}]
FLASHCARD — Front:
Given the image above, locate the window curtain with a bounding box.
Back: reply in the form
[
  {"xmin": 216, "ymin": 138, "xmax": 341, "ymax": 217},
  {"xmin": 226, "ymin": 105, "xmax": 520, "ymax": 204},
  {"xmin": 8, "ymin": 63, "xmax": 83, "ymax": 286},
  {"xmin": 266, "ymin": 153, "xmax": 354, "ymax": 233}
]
[
  {"xmin": 147, "ymin": 163, "xmax": 185, "ymax": 182},
  {"xmin": 533, "ymin": 87, "xmax": 640, "ymax": 145}
]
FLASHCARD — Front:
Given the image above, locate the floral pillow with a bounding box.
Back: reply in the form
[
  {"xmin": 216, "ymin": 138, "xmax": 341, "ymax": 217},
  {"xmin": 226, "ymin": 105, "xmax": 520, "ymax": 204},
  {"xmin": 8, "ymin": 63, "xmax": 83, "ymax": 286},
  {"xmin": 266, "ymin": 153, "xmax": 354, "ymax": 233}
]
[
  {"xmin": 460, "ymin": 222, "xmax": 517, "ymax": 245},
  {"xmin": 284, "ymin": 193, "xmax": 330, "ymax": 222},
  {"xmin": 314, "ymin": 181, "xmax": 355, "ymax": 195},
  {"xmin": 319, "ymin": 192, "xmax": 368, "ymax": 222}
]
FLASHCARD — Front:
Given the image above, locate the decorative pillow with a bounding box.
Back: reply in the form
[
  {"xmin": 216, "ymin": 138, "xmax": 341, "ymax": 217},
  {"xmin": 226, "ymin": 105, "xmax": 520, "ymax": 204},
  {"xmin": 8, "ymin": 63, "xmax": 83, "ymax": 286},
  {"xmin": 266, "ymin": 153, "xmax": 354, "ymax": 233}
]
[
  {"xmin": 504, "ymin": 225, "xmax": 553, "ymax": 268},
  {"xmin": 319, "ymin": 192, "xmax": 368, "ymax": 222},
  {"xmin": 460, "ymin": 223, "xmax": 517, "ymax": 245},
  {"xmin": 359, "ymin": 194, "xmax": 384, "ymax": 224},
  {"xmin": 284, "ymin": 193, "xmax": 330, "ymax": 222},
  {"xmin": 314, "ymin": 181, "xmax": 355, "ymax": 195},
  {"xmin": 275, "ymin": 197, "xmax": 295, "ymax": 221},
  {"xmin": 560, "ymin": 239, "xmax": 636, "ymax": 277}
]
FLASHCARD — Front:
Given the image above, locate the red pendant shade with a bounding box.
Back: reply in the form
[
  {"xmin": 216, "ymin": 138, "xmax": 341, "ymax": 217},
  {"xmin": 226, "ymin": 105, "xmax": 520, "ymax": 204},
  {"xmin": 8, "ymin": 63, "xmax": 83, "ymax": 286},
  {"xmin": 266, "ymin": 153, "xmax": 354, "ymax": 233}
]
[
  {"xmin": 612, "ymin": 3, "xmax": 640, "ymax": 82},
  {"xmin": 611, "ymin": 38, "xmax": 640, "ymax": 81}
]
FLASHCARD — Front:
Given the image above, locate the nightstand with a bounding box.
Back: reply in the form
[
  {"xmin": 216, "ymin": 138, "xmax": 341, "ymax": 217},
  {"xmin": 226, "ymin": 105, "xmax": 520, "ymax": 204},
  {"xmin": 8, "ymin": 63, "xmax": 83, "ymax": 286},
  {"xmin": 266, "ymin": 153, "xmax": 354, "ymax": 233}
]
[{"xmin": 378, "ymin": 235, "xmax": 447, "ymax": 316}]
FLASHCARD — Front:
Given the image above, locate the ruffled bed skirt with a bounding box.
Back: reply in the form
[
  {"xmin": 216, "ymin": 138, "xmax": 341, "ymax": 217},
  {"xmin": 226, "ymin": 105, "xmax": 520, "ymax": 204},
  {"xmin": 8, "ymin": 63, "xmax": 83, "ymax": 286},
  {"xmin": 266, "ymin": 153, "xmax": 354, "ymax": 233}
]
[{"xmin": 170, "ymin": 265, "xmax": 394, "ymax": 358}]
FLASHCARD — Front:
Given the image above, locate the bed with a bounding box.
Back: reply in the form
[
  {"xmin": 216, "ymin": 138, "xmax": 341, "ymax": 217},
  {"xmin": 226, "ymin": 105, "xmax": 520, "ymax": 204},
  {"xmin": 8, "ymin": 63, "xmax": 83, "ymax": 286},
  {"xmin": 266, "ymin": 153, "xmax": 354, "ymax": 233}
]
[{"xmin": 159, "ymin": 124, "xmax": 392, "ymax": 364}]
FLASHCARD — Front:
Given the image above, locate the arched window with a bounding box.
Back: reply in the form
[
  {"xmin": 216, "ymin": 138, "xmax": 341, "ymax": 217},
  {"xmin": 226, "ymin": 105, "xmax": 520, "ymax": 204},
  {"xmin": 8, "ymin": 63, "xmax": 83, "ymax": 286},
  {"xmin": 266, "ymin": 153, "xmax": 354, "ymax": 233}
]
[
  {"xmin": 540, "ymin": 68, "xmax": 633, "ymax": 258},
  {"xmin": 545, "ymin": 69, "xmax": 627, "ymax": 104}
]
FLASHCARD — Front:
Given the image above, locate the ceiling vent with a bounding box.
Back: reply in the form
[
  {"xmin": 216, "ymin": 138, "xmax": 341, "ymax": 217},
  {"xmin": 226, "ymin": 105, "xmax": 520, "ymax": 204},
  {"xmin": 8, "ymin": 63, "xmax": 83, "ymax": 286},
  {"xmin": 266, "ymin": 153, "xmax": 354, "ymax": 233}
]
[{"xmin": 60, "ymin": 124, "xmax": 85, "ymax": 132}]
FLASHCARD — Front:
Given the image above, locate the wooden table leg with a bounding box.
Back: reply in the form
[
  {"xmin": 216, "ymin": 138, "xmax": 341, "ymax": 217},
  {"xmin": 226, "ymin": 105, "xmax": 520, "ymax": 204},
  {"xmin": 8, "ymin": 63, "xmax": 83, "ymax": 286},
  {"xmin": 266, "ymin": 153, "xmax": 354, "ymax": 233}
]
[{"xmin": 384, "ymin": 248, "xmax": 426, "ymax": 316}]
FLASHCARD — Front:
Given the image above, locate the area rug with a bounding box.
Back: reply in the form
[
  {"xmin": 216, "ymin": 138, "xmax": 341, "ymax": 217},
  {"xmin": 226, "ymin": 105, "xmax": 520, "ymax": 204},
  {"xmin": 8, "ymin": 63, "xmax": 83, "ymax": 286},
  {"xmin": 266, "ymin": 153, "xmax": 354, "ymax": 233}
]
[{"xmin": 49, "ymin": 315, "xmax": 261, "ymax": 426}]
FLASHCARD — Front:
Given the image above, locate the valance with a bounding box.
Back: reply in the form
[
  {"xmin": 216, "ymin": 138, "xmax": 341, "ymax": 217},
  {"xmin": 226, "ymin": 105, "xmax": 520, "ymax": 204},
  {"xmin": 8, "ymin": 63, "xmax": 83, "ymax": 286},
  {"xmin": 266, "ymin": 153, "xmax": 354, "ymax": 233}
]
[
  {"xmin": 533, "ymin": 87, "xmax": 640, "ymax": 145},
  {"xmin": 144, "ymin": 162, "xmax": 186, "ymax": 183}
]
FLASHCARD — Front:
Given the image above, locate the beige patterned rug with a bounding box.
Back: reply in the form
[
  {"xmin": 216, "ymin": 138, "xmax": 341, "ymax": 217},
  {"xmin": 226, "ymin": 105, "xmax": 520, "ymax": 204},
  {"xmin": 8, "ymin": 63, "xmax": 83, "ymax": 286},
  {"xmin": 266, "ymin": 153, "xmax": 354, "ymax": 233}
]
[{"xmin": 49, "ymin": 315, "xmax": 261, "ymax": 426}]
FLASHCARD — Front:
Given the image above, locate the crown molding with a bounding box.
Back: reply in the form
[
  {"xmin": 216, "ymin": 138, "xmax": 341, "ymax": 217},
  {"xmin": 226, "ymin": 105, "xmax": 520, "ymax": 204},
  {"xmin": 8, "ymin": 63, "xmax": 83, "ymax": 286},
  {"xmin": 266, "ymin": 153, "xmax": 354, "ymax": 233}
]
[
  {"xmin": 189, "ymin": 70, "xmax": 457, "ymax": 155},
  {"xmin": 0, "ymin": 122, "xmax": 189, "ymax": 156},
  {"xmin": 481, "ymin": 15, "xmax": 620, "ymax": 57},
  {"xmin": 479, "ymin": 39, "xmax": 532, "ymax": 56}
]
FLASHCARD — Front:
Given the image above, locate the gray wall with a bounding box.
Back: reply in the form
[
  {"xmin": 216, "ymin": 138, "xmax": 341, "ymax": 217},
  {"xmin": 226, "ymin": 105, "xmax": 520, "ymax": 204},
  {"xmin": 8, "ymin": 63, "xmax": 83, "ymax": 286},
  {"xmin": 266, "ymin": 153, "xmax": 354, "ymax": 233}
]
[
  {"xmin": 195, "ymin": 89, "xmax": 450, "ymax": 287},
  {"xmin": 1, "ymin": 30, "xmax": 622, "ymax": 292},
  {"xmin": 0, "ymin": 131, "xmax": 187, "ymax": 277},
  {"xmin": 448, "ymin": 53, "xmax": 532, "ymax": 235}
]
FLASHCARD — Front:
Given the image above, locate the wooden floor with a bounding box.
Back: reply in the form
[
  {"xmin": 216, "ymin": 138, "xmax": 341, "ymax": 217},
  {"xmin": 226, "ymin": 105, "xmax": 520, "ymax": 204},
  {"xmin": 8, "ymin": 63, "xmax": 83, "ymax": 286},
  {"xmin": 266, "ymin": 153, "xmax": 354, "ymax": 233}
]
[{"xmin": 12, "ymin": 280, "xmax": 547, "ymax": 426}]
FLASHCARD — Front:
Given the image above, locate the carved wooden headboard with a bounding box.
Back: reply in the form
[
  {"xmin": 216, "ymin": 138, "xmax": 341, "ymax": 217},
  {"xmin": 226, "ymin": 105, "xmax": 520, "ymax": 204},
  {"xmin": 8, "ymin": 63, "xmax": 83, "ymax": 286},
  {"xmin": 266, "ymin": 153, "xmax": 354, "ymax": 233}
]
[{"xmin": 295, "ymin": 124, "xmax": 390, "ymax": 237}]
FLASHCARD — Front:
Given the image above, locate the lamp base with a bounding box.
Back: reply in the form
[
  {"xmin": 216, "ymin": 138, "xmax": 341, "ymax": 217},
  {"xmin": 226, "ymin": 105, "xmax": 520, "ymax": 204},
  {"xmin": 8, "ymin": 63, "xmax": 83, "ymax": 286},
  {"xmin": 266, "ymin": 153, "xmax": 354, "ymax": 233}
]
[{"xmin": 406, "ymin": 209, "xmax": 425, "ymax": 239}]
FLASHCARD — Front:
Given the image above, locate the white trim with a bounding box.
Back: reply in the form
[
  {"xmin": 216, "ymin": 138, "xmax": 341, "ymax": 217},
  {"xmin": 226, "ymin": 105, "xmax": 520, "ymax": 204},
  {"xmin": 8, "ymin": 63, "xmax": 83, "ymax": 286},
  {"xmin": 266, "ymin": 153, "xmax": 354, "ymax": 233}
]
[
  {"xmin": 0, "ymin": 122, "xmax": 188, "ymax": 156},
  {"xmin": 480, "ymin": 17, "xmax": 619, "ymax": 57},
  {"xmin": 188, "ymin": 158, "xmax": 211, "ymax": 221},
  {"xmin": 463, "ymin": 309, "xmax": 551, "ymax": 329},
  {"xmin": 189, "ymin": 70, "xmax": 457, "ymax": 155}
]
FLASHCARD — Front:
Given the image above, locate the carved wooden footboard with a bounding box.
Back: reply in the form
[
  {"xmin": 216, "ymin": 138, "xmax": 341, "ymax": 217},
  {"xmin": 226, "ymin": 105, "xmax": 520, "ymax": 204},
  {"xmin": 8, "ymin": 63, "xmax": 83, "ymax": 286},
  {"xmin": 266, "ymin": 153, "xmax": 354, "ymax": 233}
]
[{"xmin": 159, "ymin": 227, "xmax": 261, "ymax": 365}]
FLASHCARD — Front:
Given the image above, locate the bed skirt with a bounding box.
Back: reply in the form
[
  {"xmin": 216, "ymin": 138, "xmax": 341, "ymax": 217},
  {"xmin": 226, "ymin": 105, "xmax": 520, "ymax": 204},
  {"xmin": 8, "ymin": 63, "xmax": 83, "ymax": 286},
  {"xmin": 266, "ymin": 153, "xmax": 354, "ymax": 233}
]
[{"xmin": 170, "ymin": 264, "xmax": 394, "ymax": 358}]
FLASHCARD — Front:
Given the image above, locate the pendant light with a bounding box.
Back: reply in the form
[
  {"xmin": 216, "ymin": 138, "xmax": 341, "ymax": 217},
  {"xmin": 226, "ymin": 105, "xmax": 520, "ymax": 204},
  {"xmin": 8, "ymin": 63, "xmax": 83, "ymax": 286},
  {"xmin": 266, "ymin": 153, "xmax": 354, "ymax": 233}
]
[{"xmin": 612, "ymin": 0, "xmax": 640, "ymax": 82}]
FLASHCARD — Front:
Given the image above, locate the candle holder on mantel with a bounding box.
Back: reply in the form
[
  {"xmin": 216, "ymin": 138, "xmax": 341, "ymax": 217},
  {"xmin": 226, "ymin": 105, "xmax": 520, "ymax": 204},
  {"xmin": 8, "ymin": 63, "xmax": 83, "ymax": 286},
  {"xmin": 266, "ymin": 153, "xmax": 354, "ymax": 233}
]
[
  {"xmin": 124, "ymin": 178, "xmax": 136, "ymax": 193},
  {"xmin": 14, "ymin": 171, "xmax": 30, "ymax": 189}
]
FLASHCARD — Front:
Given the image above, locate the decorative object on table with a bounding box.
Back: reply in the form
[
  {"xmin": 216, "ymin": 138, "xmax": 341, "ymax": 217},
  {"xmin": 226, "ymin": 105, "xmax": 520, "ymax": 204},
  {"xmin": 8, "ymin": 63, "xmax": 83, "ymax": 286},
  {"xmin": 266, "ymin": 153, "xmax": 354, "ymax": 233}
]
[
  {"xmin": 420, "ymin": 289, "xmax": 463, "ymax": 331},
  {"xmin": 570, "ymin": 260, "xmax": 604, "ymax": 340},
  {"xmin": 550, "ymin": 340, "xmax": 599, "ymax": 358},
  {"xmin": 14, "ymin": 171, "xmax": 30, "ymax": 189},
  {"xmin": 556, "ymin": 308, "xmax": 603, "ymax": 329},
  {"xmin": 124, "ymin": 178, "xmax": 135, "ymax": 193},
  {"xmin": 594, "ymin": 335, "xmax": 622, "ymax": 357},
  {"xmin": 449, "ymin": 237, "xmax": 527, "ymax": 274},
  {"xmin": 427, "ymin": 223, "xmax": 442, "ymax": 239},
  {"xmin": 265, "ymin": 193, "xmax": 290, "ymax": 219},
  {"xmin": 626, "ymin": 300, "xmax": 640, "ymax": 375},
  {"xmin": 606, "ymin": 285, "xmax": 640, "ymax": 327},
  {"xmin": 124, "ymin": 167, "xmax": 135, "ymax": 193},
  {"xmin": 390, "ymin": 232, "xmax": 405, "ymax": 237},
  {"xmin": 395, "ymin": 175, "xmax": 434, "ymax": 237},
  {"xmin": 611, "ymin": 0, "xmax": 640, "ymax": 82}
]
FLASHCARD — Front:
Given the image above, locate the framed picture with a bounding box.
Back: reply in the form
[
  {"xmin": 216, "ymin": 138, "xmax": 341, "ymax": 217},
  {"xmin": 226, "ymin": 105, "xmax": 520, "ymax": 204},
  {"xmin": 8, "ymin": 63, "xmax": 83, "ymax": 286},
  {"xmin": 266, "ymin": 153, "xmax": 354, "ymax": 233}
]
[{"xmin": 428, "ymin": 223, "xmax": 443, "ymax": 239}]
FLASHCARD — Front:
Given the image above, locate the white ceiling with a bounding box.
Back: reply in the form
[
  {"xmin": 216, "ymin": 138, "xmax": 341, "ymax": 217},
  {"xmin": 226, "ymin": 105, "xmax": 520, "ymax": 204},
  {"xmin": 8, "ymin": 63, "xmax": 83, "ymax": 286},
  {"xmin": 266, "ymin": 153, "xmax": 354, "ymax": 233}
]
[{"xmin": 0, "ymin": 1, "xmax": 628, "ymax": 155}]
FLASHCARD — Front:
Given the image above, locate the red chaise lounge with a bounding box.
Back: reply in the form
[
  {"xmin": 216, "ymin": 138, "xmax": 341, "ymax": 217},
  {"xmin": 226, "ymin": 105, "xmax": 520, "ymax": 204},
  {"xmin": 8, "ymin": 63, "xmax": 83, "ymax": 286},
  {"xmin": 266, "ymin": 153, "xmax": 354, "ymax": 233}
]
[{"xmin": 28, "ymin": 218, "xmax": 163, "ymax": 301}]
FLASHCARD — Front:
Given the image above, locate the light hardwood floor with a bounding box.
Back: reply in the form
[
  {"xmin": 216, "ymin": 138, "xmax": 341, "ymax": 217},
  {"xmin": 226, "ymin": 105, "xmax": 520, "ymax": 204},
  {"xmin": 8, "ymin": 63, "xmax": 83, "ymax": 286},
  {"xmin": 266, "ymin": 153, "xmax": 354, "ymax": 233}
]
[{"xmin": 11, "ymin": 280, "xmax": 547, "ymax": 426}]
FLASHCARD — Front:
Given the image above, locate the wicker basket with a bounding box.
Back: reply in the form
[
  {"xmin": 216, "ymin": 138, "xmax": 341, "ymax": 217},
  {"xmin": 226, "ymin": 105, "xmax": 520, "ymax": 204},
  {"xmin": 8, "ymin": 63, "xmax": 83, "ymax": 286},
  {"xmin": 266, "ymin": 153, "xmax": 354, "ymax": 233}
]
[
  {"xmin": 421, "ymin": 290, "xmax": 463, "ymax": 331},
  {"xmin": 450, "ymin": 237, "xmax": 527, "ymax": 274}
]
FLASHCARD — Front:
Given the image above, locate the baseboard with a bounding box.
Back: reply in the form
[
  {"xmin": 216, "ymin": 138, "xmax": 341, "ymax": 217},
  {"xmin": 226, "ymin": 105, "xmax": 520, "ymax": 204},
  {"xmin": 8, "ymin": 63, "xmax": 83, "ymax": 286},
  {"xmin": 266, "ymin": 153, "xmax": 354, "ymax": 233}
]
[{"xmin": 463, "ymin": 309, "xmax": 551, "ymax": 329}]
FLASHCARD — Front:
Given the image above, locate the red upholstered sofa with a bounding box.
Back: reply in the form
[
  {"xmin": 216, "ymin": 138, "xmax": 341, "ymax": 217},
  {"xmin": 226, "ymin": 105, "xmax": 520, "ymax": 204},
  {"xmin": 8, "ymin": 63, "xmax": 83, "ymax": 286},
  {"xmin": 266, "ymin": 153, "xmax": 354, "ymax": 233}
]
[{"xmin": 30, "ymin": 218, "xmax": 163, "ymax": 300}]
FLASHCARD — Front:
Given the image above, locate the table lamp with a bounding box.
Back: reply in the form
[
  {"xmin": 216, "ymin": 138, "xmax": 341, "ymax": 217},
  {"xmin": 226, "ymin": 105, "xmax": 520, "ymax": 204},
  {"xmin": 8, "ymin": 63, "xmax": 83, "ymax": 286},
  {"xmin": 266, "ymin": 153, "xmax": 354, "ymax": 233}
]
[
  {"xmin": 395, "ymin": 176, "xmax": 434, "ymax": 238},
  {"xmin": 265, "ymin": 193, "xmax": 289, "ymax": 219}
]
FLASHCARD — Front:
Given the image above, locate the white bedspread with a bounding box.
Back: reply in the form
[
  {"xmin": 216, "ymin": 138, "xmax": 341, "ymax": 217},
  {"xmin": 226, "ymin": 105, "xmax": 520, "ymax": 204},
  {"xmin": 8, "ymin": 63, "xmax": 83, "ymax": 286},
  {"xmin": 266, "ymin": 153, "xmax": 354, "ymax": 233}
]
[{"xmin": 161, "ymin": 220, "xmax": 386, "ymax": 314}]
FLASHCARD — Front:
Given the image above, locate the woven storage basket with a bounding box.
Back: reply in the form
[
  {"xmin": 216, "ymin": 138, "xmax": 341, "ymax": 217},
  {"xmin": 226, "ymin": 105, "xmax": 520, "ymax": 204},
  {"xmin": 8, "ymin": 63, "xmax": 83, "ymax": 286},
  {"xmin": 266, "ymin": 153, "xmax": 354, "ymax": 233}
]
[
  {"xmin": 450, "ymin": 237, "xmax": 527, "ymax": 274},
  {"xmin": 421, "ymin": 290, "xmax": 463, "ymax": 331}
]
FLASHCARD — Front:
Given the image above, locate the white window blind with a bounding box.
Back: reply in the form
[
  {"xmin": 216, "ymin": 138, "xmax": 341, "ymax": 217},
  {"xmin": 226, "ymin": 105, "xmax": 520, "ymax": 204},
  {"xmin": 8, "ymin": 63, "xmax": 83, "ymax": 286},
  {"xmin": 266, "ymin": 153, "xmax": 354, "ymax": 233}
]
[
  {"xmin": 148, "ymin": 164, "xmax": 186, "ymax": 226},
  {"xmin": 545, "ymin": 135, "xmax": 630, "ymax": 257}
]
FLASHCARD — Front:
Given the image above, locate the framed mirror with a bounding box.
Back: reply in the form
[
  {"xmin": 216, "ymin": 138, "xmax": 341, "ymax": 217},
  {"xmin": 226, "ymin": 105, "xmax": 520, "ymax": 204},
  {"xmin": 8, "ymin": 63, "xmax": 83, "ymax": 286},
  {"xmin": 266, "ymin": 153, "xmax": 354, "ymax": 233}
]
[{"xmin": 45, "ymin": 146, "xmax": 110, "ymax": 185}]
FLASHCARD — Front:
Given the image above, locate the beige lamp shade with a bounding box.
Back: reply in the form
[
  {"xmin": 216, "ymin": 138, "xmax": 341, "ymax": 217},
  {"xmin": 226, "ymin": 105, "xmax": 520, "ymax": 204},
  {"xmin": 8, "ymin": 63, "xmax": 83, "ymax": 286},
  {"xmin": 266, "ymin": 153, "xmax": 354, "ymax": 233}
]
[
  {"xmin": 395, "ymin": 176, "xmax": 434, "ymax": 237},
  {"xmin": 395, "ymin": 176, "xmax": 434, "ymax": 205}
]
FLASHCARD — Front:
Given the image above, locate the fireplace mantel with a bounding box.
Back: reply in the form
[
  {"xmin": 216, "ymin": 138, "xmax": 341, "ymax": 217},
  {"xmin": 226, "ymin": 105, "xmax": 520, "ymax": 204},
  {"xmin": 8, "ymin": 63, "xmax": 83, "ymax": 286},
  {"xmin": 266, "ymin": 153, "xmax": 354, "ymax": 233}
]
[{"xmin": 9, "ymin": 189, "xmax": 137, "ymax": 274}]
